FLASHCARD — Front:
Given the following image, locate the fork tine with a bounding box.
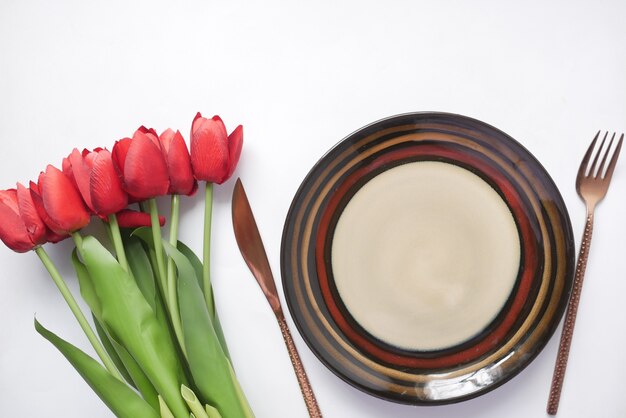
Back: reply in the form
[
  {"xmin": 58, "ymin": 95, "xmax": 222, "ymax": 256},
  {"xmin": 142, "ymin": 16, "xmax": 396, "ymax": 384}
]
[
  {"xmin": 596, "ymin": 132, "xmax": 615, "ymax": 178},
  {"xmin": 603, "ymin": 133, "xmax": 624, "ymax": 183},
  {"xmin": 577, "ymin": 131, "xmax": 600, "ymax": 183},
  {"xmin": 588, "ymin": 131, "xmax": 607, "ymax": 177}
]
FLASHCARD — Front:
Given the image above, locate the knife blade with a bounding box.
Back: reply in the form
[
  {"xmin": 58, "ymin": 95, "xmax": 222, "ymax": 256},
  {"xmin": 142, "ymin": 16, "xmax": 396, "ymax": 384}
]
[
  {"xmin": 231, "ymin": 178, "xmax": 323, "ymax": 418},
  {"xmin": 232, "ymin": 178, "xmax": 281, "ymax": 314}
]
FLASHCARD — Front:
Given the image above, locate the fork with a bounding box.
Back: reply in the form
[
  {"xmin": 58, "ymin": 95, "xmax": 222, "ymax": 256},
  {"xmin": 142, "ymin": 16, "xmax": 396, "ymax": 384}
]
[{"xmin": 547, "ymin": 131, "xmax": 624, "ymax": 415}]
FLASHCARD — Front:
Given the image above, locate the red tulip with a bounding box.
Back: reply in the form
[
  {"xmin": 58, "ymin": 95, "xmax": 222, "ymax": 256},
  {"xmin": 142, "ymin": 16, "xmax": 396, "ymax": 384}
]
[
  {"xmin": 160, "ymin": 129, "xmax": 197, "ymax": 195},
  {"xmin": 112, "ymin": 127, "xmax": 169, "ymax": 200},
  {"xmin": 114, "ymin": 209, "xmax": 166, "ymax": 228},
  {"xmin": 0, "ymin": 185, "xmax": 48, "ymax": 252},
  {"xmin": 28, "ymin": 182, "xmax": 70, "ymax": 243},
  {"xmin": 19, "ymin": 182, "xmax": 66, "ymax": 244},
  {"xmin": 31, "ymin": 165, "xmax": 91, "ymax": 235},
  {"xmin": 190, "ymin": 113, "xmax": 243, "ymax": 184},
  {"xmin": 63, "ymin": 148, "xmax": 128, "ymax": 217}
]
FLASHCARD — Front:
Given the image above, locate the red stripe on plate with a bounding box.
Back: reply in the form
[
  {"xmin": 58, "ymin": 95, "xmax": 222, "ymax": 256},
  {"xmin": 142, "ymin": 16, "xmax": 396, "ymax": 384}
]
[{"xmin": 314, "ymin": 143, "xmax": 539, "ymax": 369}]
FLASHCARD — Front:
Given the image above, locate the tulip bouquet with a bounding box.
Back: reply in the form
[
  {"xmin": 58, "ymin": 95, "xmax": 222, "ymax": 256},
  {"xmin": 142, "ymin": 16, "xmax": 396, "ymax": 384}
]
[{"xmin": 0, "ymin": 113, "xmax": 253, "ymax": 418}]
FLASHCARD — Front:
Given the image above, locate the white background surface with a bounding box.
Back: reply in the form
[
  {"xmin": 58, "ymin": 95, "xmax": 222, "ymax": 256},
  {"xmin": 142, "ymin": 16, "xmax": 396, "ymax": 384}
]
[{"xmin": 1, "ymin": 1, "xmax": 625, "ymax": 417}]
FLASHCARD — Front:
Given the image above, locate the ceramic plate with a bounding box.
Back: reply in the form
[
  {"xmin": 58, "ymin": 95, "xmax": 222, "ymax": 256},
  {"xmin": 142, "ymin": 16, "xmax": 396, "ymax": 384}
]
[{"xmin": 280, "ymin": 113, "xmax": 575, "ymax": 404}]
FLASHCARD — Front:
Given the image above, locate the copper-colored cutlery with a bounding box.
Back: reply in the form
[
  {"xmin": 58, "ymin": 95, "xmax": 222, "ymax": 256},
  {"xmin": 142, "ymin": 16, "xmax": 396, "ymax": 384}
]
[
  {"xmin": 232, "ymin": 178, "xmax": 323, "ymax": 418},
  {"xmin": 547, "ymin": 132, "xmax": 623, "ymax": 414}
]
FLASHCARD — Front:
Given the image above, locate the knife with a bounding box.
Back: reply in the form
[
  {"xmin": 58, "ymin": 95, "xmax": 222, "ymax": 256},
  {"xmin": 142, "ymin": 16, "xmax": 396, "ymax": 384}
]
[{"xmin": 232, "ymin": 178, "xmax": 323, "ymax": 418}]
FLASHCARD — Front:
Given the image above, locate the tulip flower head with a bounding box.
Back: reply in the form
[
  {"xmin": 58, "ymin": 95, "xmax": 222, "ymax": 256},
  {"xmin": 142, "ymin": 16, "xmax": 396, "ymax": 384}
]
[
  {"xmin": 30, "ymin": 165, "xmax": 91, "ymax": 236},
  {"xmin": 0, "ymin": 184, "xmax": 49, "ymax": 252},
  {"xmin": 63, "ymin": 148, "xmax": 128, "ymax": 217},
  {"xmin": 159, "ymin": 128, "xmax": 197, "ymax": 195},
  {"xmin": 115, "ymin": 209, "xmax": 166, "ymax": 228},
  {"xmin": 112, "ymin": 127, "xmax": 170, "ymax": 200},
  {"xmin": 190, "ymin": 113, "xmax": 243, "ymax": 184}
]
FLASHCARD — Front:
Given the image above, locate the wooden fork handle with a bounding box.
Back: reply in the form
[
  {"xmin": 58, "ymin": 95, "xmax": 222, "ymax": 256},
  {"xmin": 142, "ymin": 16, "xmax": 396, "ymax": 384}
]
[
  {"xmin": 547, "ymin": 212, "xmax": 594, "ymax": 415},
  {"xmin": 277, "ymin": 313, "xmax": 323, "ymax": 418}
]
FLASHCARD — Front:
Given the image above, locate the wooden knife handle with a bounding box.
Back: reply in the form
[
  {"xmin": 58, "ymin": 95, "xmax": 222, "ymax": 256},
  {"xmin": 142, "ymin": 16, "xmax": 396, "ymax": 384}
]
[{"xmin": 277, "ymin": 313, "xmax": 323, "ymax": 418}]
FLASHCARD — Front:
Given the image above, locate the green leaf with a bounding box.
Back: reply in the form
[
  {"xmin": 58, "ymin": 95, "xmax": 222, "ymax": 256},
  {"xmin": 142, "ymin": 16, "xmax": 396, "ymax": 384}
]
[
  {"xmin": 211, "ymin": 310, "xmax": 231, "ymax": 362},
  {"xmin": 131, "ymin": 229, "xmax": 201, "ymax": 387},
  {"xmin": 125, "ymin": 234, "xmax": 177, "ymax": 338},
  {"xmin": 78, "ymin": 236, "xmax": 189, "ymax": 418},
  {"xmin": 226, "ymin": 358, "xmax": 254, "ymax": 417},
  {"xmin": 163, "ymin": 241, "xmax": 252, "ymax": 417},
  {"xmin": 74, "ymin": 247, "xmax": 160, "ymax": 408},
  {"xmin": 131, "ymin": 227, "xmax": 168, "ymax": 302},
  {"xmin": 93, "ymin": 316, "xmax": 134, "ymax": 387},
  {"xmin": 125, "ymin": 237, "xmax": 157, "ymax": 312},
  {"xmin": 71, "ymin": 249, "xmax": 101, "ymax": 319},
  {"xmin": 74, "ymin": 250, "xmax": 135, "ymax": 389},
  {"xmin": 176, "ymin": 240, "xmax": 231, "ymax": 361},
  {"xmin": 176, "ymin": 241, "xmax": 204, "ymax": 293},
  {"xmin": 110, "ymin": 335, "xmax": 160, "ymax": 411},
  {"xmin": 35, "ymin": 319, "xmax": 159, "ymax": 418}
]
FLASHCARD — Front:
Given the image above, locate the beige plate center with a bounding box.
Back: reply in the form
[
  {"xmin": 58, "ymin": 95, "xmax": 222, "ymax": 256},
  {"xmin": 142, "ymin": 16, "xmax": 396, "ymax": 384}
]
[{"xmin": 331, "ymin": 161, "xmax": 521, "ymax": 351}]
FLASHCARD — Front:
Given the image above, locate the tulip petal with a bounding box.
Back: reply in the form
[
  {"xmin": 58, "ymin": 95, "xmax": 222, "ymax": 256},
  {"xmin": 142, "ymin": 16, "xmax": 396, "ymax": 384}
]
[
  {"xmin": 226, "ymin": 125, "xmax": 243, "ymax": 181},
  {"xmin": 62, "ymin": 156, "xmax": 75, "ymax": 183},
  {"xmin": 135, "ymin": 126, "xmax": 161, "ymax": 149},
  {"xmin": 68, "ymin": 148, "xmax": 94, "ymax": 211},
  {"xmin": 161, "ymin": 129, "xmax": 195, "ymax": 195},
  {"xmin": 30, "ymin": 180, "xmax": 66, "ymax": 236},
  {"xmin": 123, "ymin": 135, "xmax": 170, "ymax": 199},
  {"xmin": 0, "ymin": 189, "xmax": 33, "ymax": 252},
  {"xmin": 16, "ymin": 182, "xmax": 47, "ymax": 245},
  {"xmin": 190, "ymin": 114, "xmax": 228, "ymax": 183},
  {"xmin": 112, "ymin": 138, "xmax": 133, "ymax": 178},
  {"xmin": 187, "ymin": 181, "xmax": 199, "ymax": 196},
  {"xmin": 115, "ymin": 210, "xmax": 166, "ymax": 228},
  {"xmin": 39, "ymin": 165, "xmax": 91, "ymax": 234},
  {"xmin": 90, "ymin": 150, "xmax": 128, "ymax": 215},
  {"xmin": 28, "ymin": 182, "xmax": 69, "ymax": 244},
  {"xmin": 46, "ymin": 229, "xmax": 69, "ymax": 244},
  {"xmin": 159, "ymin": 128, "xmax": 176, "ymax": 153},
  {"xmin": 0, "ymin": 189, "xmax": 20, "ymax": 216}
]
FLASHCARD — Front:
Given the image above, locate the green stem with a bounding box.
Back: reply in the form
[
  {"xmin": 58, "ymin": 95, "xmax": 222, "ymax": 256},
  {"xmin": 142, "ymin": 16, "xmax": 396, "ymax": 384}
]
[
  {"xmin": 168, "ymin": 194, "xmax": 181, "ymax": 248},
  {"xmin": 72, "ymin": 231, "xmax": 83, "ymax": 249},
  {"xmin": 159, "ymin": 396, "xmax": 176, "ymax": 418},
  {"xmin": 181, "ymin": 385, "xmax": 210, "ymax": 418},
  {"xmin": 149, "ymin": 198, "xmax": 168, "ymax": 306},
  {"xmin": 202, "ymin": 182, "xmax": 214, "ymax": 314},
  {"xmin": 35, "ymin": 245, "xmax": 123, "ymax": 381},
  {"xmin": 167, "ymin": 195, "xmax": 181, "ymax": 284},
  {"xmin": 167, "ymin": 194, "xmax": 186, "ymax": 356},
  {"xmin": 108, "ymin": 214, "xmax": 129, "ymax": 272}
]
